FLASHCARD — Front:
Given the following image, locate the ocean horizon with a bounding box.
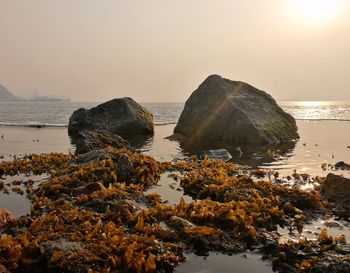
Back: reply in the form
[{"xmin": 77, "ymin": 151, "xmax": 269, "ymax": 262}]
[{"xmin": 0, "ymin": 100, "xmax": 350, "ymax": 128}]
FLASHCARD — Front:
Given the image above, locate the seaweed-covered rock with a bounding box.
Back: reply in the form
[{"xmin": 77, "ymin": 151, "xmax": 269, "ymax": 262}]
[
  {"xmin": 173, "ymin": 75, "xmax": 299, "ymax": 147},
  {"xmin": 73, "ymin": 129, "xmax": 131, "ymax": 155},
  {"xmin": 0, "ymin": 209, "xmax": 14, "ymax": 230},
  {"xmin": 68, "ymin": 97, "xmax": 154, "ymax": 138}
]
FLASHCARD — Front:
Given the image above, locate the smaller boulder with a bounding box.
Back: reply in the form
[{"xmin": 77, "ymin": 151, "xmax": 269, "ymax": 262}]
[
  {"xmin": 68, "ymin": 97, "xmax": 154, "ymax": 138},
  {"xmin": 74, "ymin": 129, "xmax": 131, "ymax": 155},
  {"xmin": 323, "ymin": 173, "xmax": 350, "ymax": 203},
  {"xmin": 334, "ymin": 161, "xmax": 350, "ymax": 170}
]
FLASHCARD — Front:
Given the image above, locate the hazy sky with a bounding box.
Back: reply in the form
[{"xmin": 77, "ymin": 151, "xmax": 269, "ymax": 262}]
[{"xmin": 1, "ymin": 0, "xmax": 349, "ymax": 102}]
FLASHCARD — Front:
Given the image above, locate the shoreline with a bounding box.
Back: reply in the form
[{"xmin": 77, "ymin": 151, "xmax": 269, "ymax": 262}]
[{"xmin": 1, "ymin": 120, "xmax": 349, "ymax": 176}]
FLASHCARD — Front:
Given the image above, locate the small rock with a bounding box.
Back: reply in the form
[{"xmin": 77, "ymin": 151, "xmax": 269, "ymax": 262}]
[
  {"xmin": 334, "ymin": 161, "xmax": 350, "ymax": 170},
  {"xmin": 72, "ymin": 182, "xmax": 105, "ymax": 196},
  {"xmin": 203, "ymin": 149, "xmax": 232, "ymax": 162},
  {"xmin": 74, "ymin": 129, "xmax": 131, "ymax": 155},
  {"xmin": 167, "ymin": 216, "xmax": 196, "ymax": 230},
  {"xmin": 324, "ymin": 221, "xmax": 343, "ymax": 229},
  {"xmin": 322, "ymin": 173, "xmax": 350, "ymax": 205},
  {"xmin": 115, "ymin": 154, "xmax": 135, "ymax": 183},
  {"xmin": 0, "ymin": 208, "xmax": 14, "ymax": 230}
]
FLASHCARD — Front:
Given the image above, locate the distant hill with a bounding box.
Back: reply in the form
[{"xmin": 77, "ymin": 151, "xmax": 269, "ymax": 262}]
[{"xmin": 0, "ymin": 84, "xmax": 17, "ymax": 101}]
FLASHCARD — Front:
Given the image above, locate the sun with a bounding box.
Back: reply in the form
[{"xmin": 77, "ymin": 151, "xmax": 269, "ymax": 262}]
[{"xmin": 292, "ymin": 0, "xmax": 341, "ymax": 24}]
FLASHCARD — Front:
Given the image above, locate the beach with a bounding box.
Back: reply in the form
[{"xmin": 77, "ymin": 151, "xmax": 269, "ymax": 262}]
[{"xmin": 1, "ymin": 103, "xmax": 350, "ymax": 273}]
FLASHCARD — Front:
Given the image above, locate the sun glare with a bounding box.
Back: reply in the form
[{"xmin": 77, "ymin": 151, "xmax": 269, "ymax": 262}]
[{"xmin": 293, "ymin": 0, "xmax": 341, "ymax": 24}]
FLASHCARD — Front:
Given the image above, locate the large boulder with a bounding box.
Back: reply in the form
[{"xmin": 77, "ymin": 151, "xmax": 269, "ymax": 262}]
[
  {"xmin": 68, "ymin": 97, "xmax": 154, "ymax": 138},
  {"xmin": 73, "ymin": 129, "xmax": 131, "ymax": 155},
  {"xmin": 173, "ymin": 75, "xmax": 299, "ymax": 147}
]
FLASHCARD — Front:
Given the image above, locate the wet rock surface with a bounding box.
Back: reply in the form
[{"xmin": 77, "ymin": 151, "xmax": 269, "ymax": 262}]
[
  {"xmin": 202, "ymin": 149, "xmax": 232, "ymax": 162},
  {"xmin": 323, "ymin": 173, "xmax": 350, "ymax": 203},
  {"xmin": 173, "ymin": 75, "xmax": 299, "ymax": 148},
  {"xmin": 68, "ymin": 97, "xmax": 154, "ymax": 138},
  {"xmin": 334, "ymin": 161, "xmax": 350, "ymax": 170},
  {"xmin": 73, "ymin": 129, "xmax": 131, "ymax": 155}
]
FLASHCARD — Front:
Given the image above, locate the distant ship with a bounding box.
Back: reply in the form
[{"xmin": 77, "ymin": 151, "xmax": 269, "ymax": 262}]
[
  {"xmin": 27, "ymin": 90, "xmax": 70, "ymax": 102},
  {"xmin": 27, "ymin": 94, "xmax": 71, "ymax": 102}
]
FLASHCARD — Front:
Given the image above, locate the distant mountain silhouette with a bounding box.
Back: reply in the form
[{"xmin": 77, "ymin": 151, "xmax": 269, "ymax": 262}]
[{"xmin": 0, "ymin": 84, "xmax": 17, "ymax": 101}]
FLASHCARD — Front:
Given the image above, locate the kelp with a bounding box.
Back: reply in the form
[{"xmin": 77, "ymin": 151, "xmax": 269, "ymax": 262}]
[{"xmin": 0, "ymin": 148, "xmax": 348, "ymax": 273}]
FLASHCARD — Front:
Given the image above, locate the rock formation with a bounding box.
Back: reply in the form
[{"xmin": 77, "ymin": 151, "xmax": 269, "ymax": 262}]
[
  {"xmin": 68, "ymin": 97, "xmax": 154, "ymax": 139},
  {"xmin": 173, "ymin": 75, "xmax": 299, "ymax": 148}
]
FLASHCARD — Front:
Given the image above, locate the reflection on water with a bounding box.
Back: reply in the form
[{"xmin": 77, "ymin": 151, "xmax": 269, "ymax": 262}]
[
  {"xmin": 0, "ymin": 174, "xmax": 48, "ymax": 217},
  {"xmin": 177, "ymin": 139, "xmax": 296, "ymax": 167},
  {"xmin": 146, "ymin": 172, "xmax": 194, "ymax": 205},
  {"xmin": 281, "ymin": 101, "xmax": 350, "ymax": 121},
  {"xmin": 141, "ymin": 122, "xmax": 350, "ymax": 178},
  {"xmin": 175, "ymin": 252, "xmax": 272, "ymax": 273},
  {"xmin": 278, "ymin": 217, "xmax": 350, "ymax": 243}
]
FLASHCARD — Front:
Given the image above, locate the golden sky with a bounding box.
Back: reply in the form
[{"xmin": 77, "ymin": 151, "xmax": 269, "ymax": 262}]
[{"xmin": 0, "ymin": 0, "xmax": 349, "ymax": 102}]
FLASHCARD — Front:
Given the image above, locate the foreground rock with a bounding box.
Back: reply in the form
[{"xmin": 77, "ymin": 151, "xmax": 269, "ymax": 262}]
[
  {"xmin": 334, "ymin": 161, "xmax": 350, "ymax": 170},
  {"xmin": 323, "ymin": 173, "xmax": 350, "ymax": 202},
  {"xmin": 73, "ymin": 129, "xmax": 131, "ymax": 155},
  {"xmin": 68, "ymin": 97, "xmax": 154, "ymax": 138},
  {"xmin": 322, "ymin": 173, "xmax": 350, "ymax": 218},
  {"xmin": 173, "ymin": 75, "xmax": 299, "ymax": 148}
]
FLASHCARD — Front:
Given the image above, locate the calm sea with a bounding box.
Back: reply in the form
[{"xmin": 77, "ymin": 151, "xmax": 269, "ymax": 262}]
[{"xmin": 0, "ymin": 101, "xmax": 349, "ymax": 127}]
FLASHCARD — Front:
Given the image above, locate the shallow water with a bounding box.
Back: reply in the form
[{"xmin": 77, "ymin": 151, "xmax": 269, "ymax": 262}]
[
  {"xmin": 146, "ymin": 172, "xmax": 194, "ymax": 205},
  {"xmin": 261, "ymin": 120, "xmax": 350, "ymax": 177},
  {"xmin": 1, "ymin": 118, "xmax": 350, "ymax": 272},
  {"xmin": 0, "ymin": 174, "xmax": 48, "ymax": 216},
  {"xmin": 175, "ymin": 252, "xmax": 273, "ymax": 273}
]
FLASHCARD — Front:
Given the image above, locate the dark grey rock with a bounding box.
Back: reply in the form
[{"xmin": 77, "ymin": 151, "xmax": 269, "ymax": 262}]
[
  {"xmin": 334, "ymin": 161, "xmax": 350, "ymax": 170},
  {"xmin": 73, "ymin": 129, "xmax": 131, "ymax": 155},
  {"xmin": 173, "ymin": 75, "xmax": 299, "ymax": 147},
  {"xmin": 68, "ymin": 97, "xmax": 154, "ymax": 138},
  {"xmin": 203, "ymin": 149, "xmax": 232, "ymax": 162},
  {"xmin": 115, "ymin": 153, "xmax": 135, "ymax": 182},
  {"xmin": 323, "ymin": 173, "xmax": 350, "ymax": 201}
]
